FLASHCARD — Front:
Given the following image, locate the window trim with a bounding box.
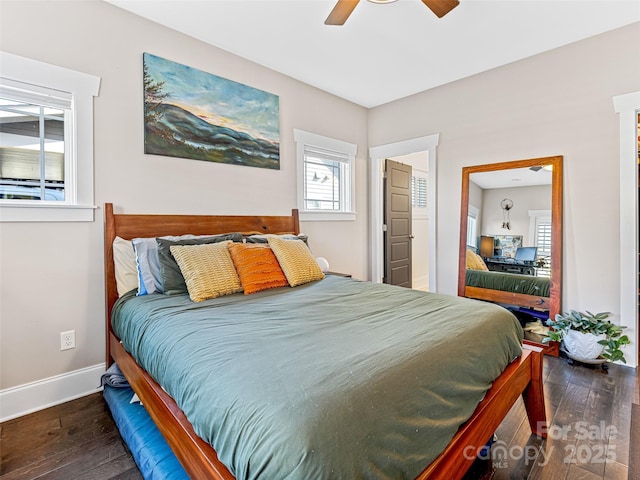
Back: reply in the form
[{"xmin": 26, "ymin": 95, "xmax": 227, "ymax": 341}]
[
  {"xmin": 529, "ymin": 209, "xmax": 552, "ymax": 277},
  {"xmin": 0, "ymin": 52, "xmax": 100, "ymax": 222},
  {"xmin": 467, "ymin": 204, "xmax": 479, "ymax": 249},
  {"xmin": 411, "ymin": 168, "xmax": 428, "ymax": 219},
  {"xmin": 294, "ymin": 128, "xmax": 357, "ymax": 221},
  {"xmin": 613, "ymin": 90, "xmax": 639, "ymax": 368}
]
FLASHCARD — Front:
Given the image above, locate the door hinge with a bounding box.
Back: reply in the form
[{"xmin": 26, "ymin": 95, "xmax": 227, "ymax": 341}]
[{"xmin": 382, "ymin": 224, "xmax": 387, "ymax": 232}]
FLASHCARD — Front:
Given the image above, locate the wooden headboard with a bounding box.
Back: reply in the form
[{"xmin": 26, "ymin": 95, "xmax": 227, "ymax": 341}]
[{"xmin": 103, "ymin": 203, "xmax": 300, "ymax": 365}]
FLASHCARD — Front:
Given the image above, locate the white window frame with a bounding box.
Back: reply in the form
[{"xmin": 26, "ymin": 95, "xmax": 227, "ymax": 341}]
[
  {"xmin": 411, "ymin": 168, "xmax": 428, "ymax": 219},
  {"xmin": 0, "ymin": 52, "xmax": 100, "ymax": 222},
  {"xmin": 294, "ymin": 128, "xmax": 356, "ymax": 221},
  {"xmin": 528, "ymin": 210, "xmax": 552, "ymax": 248},
  {"xmin": 529, "ymin": 209, "xmax": 552, "ymax": 277},
  {"xmin": 467, "ymin": 204, "xmax": 479, "ymax": 249}
]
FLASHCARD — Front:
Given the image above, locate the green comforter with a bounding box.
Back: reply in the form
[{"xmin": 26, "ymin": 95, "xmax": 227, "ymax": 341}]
[
  {"xmin": 112, "ymin": 276, "xmax": 523, "ymax": 479},
  {"xmin": 466, "ymin": 269, "xmax": 550, "ymax": 297}
]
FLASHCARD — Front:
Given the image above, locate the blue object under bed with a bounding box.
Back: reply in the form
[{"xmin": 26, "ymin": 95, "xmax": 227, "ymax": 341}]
[{"xmin": 103, "ymin": 384, "xmax": 189, "ymax": 480}]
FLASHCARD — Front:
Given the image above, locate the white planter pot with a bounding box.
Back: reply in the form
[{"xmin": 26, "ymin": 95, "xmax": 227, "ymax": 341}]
[{"xmin": 562, "ymin": 330, "xmax": 606, "ymax": 360}]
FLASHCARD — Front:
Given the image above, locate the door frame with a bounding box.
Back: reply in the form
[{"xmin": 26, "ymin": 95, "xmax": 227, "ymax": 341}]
[
  {"xmin": 613, "ymin": 90, "xmax": 639, "ymax": 368},
  {"xmin": 369, "ymin": 134, "xmax": 439, "ymax": 288}
]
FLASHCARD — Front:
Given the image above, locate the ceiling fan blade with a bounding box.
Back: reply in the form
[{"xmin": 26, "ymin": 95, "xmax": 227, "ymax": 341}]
[
  {"xmin": 421, "ymin": 0, "xmax": 460, "ymax": 18},
  {"xmin": 325, "ymin": 0, "xmax": 360, "ymax": 25}
]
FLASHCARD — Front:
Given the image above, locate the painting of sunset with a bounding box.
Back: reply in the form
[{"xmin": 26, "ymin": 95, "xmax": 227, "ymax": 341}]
[{"xmin": 143, "ymin": 53, "xmax": 280, "ymax": 170}]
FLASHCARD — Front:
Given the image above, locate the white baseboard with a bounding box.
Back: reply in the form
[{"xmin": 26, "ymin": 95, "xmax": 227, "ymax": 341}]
[
  {"xmin": 413, "ymin": 275, "xmax": 430, "ymax": 291},
  {"xmin": 0, "ymin": 363, "xmax": 106, "ymax": 422}
]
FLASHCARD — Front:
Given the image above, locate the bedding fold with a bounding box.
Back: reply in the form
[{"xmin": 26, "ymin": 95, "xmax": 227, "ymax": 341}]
[{"xmin": 466, "ymin": 269, "xmax": 550, "ymax": 297}]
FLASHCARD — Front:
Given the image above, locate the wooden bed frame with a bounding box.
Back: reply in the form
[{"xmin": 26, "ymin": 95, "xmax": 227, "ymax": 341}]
[
  {"xmin": 462, "ymin": 285, "xmax": 559, "ymax": 356},
  {"xmin": 103, "ymin": 202, "xmax": 547, "ymax": 480},
  {"xmin": 464, "ymin": 285, "xmax": 550, "ymax": 311}
]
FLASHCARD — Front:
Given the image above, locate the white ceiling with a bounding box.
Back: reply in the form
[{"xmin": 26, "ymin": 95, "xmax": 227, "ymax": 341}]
[
  {"xmin": 470, "ymin": 167, "xmax": 552, "ymax": 189},
  {"xmin": 106, "ymin": 0, "xmax": 640, "ymax": 108}
]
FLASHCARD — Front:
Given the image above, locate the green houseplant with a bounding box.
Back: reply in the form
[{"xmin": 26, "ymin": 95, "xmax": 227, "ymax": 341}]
[{"xmin": 542, "ymin": 310, "xmax": 630, "ymax": 364}]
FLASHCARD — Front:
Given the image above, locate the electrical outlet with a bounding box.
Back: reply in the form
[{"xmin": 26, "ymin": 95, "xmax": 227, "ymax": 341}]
[{"xmin": 60, "ymin": 330, "xmax": 76, "ymax": 351}]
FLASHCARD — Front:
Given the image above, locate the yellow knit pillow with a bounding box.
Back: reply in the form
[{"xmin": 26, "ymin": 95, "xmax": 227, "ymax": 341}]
[
  {"xmin": 267, "ymin": 236, "xmax": 325, "ymax": 287},
  {"xmin": 170, "ymin": 241, "xmax": 241, "ymax": 302},
  {"xmin": 466, "ymin": 249, "xmax": 486, "ymax": 270},
  {"xmin": 474, "ymin": 252, "xmax": 489, "ymax": 271}
]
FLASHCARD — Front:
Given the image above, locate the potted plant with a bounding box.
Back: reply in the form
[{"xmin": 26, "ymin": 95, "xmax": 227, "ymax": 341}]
[{"xmin": 542, "ymin": 310, "xmax": 630, "ymax": 364}]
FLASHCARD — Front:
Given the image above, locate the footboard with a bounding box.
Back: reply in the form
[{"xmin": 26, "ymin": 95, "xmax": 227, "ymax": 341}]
[
  {"xmin": 110, "ymin": 332, "xmax": 235, "ymax": 479},
  {"xmin": 416, "ymin": 345, "xmax": 546, "ymax": 479}
]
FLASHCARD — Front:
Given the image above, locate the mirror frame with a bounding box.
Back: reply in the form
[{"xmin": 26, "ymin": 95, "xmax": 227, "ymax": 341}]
[{"xmin": 458, "ymin": 155, "xmax": 563, "ymax": 352}]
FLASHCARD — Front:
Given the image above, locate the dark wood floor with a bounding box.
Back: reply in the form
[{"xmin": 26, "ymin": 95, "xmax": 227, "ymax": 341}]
[{"xmin": 1, "ymin": 355, "xmax": 637, "ymax": 480}]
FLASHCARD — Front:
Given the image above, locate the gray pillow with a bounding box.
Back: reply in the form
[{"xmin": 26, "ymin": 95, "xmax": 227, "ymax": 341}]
[
  {"xmin": 157, "ymin": 233, "xmax": 242, "ymax": 295},
  {"xmin": 245, "ymin": 233, "xmax": 308, "ymax": 244}
]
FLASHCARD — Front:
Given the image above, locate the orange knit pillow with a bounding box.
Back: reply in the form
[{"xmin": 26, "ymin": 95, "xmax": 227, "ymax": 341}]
[{"xmin": 228, "ymin": 243, "xmax": 288, "ymax": 294}]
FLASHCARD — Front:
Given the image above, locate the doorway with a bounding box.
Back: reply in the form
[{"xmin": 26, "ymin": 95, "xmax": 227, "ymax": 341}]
[
  {"xmin": 369, "ymin": 134, "xmax": 439, "ymax": 290},
  {"xmin": 384, "ymin": 158, "xmax": 413, "ymax": 287},
  {"xmin": 386, "ymin": 152, "xmax": 430, "ymax": 290}
]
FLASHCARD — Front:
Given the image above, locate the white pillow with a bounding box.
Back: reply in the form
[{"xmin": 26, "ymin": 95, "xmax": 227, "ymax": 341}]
[{"xmin": 112, "ymin": 237, "xmax": 138, "ymax": 296}]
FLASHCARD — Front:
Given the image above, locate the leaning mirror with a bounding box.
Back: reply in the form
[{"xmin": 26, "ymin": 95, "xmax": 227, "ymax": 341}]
[{"xmin": 458, "ymin": 156, "xmax": 563, "ymax": 353}]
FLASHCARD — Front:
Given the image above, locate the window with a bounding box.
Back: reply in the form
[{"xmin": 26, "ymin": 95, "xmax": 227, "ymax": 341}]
[
  {"xmin": 411, "ymin": 172, "xmax": 427, "ymax": 209},
  {"xmin": 294, "ymin": 129, "xmax": 356, "ymax": 221},
  {"xmin": 0, "ymin": 52, "xmax": 100, "ymax": 222},
  {"xmin": 529, "ymin": 210, "xmax": 552, "ymax": 277},
  {"xmin": 467, "ymin": 205, "xmax": 479, "ymax": 248},
  {"xmin": 1, "ymin": 81, "xmax": 69, "ymax": 202}
]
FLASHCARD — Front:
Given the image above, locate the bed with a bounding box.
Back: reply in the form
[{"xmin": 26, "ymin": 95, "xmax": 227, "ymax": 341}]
[
  {"xmin": 103, "ymin": 203, "xmax": 547, "ymax": 480},
  {"xmin": 464, "ymin": 269, "xmax": 551, "ymax": 310}
]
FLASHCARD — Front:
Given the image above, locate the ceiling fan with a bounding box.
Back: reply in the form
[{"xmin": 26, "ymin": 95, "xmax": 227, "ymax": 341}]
[{"xmin": 325, "ymin": 0, "xmax": 460, "ymax": 26}]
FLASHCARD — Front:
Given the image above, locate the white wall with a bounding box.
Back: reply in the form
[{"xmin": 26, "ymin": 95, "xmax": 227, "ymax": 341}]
[
  {"xmin": 480, "ymin": 185, "xmax": 552, "ymax": 245},
  {"xmin": 0, "ymin": 0, "xmax": 368, "ymax": 402},
  {"xmin": 369, "ymin": 22, "xmax": 640, "ymax": 355}
]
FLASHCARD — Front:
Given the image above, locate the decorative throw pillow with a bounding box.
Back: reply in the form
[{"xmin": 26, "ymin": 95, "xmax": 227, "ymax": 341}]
[
  {"xmin": 132, "ymin": 236, "xmax": 163, "ymax": 295},
  {"xmin": 112, "ymin": 237, "xmax": 138, "ymax": 296},
  {"xmin": 170, "ymin": 242, "xmax": 242, "ymax": 302},
  {"xmin": 228, "ymin": 243, "xmax": 288, "ymax": 294},
  {"xmin": 245, "ymin": 233, "xmax": 308, "ymax": 244},
  {"xmin": 466, "ymin": 249, "xmax": 487, "ymax": 271},
  {"xmin": 133, "ymin": 233, "xmax": 242, "ymax": 295},
  {"xmin": 267, "ymin": 237, "xmax": 325, "ymax": 287},
  {"xmin": 474, "ymin": 252, "xmax": 489, "ymax": 271},
  {"xmin": 133, "ymin": 235, "xmax": 193, "ymax": 296},
  {"xmin": 157, "ymin": 233, "xmax": 243, "ymax": 295}
]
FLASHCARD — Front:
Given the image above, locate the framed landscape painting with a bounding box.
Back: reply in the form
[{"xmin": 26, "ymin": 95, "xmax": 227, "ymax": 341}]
[{"xmin": 143, "ymin": 53, "xmax": 280, "ymax": 170}]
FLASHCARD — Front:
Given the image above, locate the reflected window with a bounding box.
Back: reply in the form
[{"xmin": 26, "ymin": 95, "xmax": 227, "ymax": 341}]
[
  {"xmin": 529, "ymin": 210, "xmax": 552, "ymax": 277},
  {"xmin": 467, "ymin": 205, "xmax": 479, "ymax": 249},
  {"xmin": 411, "ymin": 174, "xmax": 427, "ymax": 209}
]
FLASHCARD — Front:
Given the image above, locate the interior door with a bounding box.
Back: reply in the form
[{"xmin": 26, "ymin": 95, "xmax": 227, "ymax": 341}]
[{"xmin": 384, "ymin": 159, "xmax": 413, "ymax": 287}]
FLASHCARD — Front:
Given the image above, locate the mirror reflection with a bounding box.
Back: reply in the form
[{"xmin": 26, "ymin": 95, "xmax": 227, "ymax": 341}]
[{"xmin": 458, "ymin": 157, "xmax": 563, "ymax": 352}]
